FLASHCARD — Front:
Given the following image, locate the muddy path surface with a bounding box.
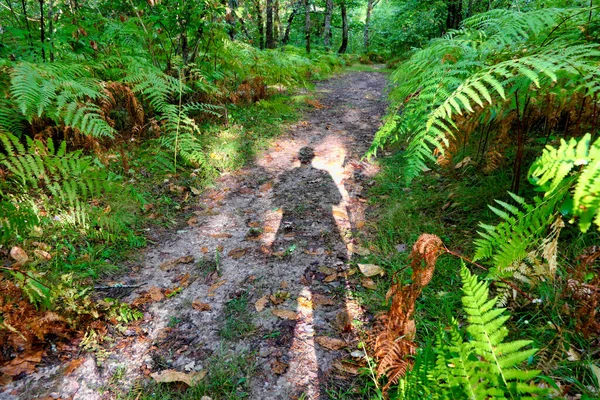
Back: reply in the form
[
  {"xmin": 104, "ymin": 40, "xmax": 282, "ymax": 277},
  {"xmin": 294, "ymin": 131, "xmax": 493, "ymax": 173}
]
[{"xmin": 5, "ymin": 70, "xmax": 388, "ymax": 400}]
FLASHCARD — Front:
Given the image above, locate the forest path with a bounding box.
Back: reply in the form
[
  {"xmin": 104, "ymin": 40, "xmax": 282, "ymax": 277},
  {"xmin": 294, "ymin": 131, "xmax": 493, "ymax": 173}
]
[{"xmin": 12, "ymin": 70, "xmax": 388, "ymax": 400}]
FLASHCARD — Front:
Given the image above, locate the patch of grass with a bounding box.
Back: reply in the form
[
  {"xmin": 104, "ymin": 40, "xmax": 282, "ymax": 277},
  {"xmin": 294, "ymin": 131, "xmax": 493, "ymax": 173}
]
[
  {"xmin": 220, "ymin": 293, "xmax": 256, "ymax": 340},
  {"xmin": 126, "ymin": 350, "xmax": 256, "ymax": 400}
]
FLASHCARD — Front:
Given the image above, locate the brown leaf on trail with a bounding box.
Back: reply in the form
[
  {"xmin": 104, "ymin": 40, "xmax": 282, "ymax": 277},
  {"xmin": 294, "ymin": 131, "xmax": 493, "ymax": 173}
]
[
  {"xmin": 332, "ymin": 360, "xmax": 359, "ymax": 375},
  {"xmin": 324, "ymin": 274, "xmax": 338, "ymax": 283},
  {"xmin": 190, "ymin": 187, "xmax": 201, "ymax": 196},
  {"xmin": 318, "ymin": 266, "xmax": 336, "ymax": 275},
  {"xmin": 10, "ymin": 246, "xmax": 28, "ymax": 266},
  {"xmin": 228, "ymin": 248, "xmax": 249, "ymax": 259},
  {"xmin": 361, "ymin": 278, "xmax": 377, "ymax": 290},
  {"xmin": 332, "ymin": 209, "xmax": 349, "ymax": 220},
  {"xmin": 216, "ymin": 245, "xmax": 224, "ymax": 252},
  {"xmin": 159, "ymin": 256, "xmax": 194, "ymax": 271},
  {"xmin": 346, "ymin": 268, "xmax": 357, "ymax": 276},
  {"xmin": 259, "ymin": 182, "xmax": 273, "ymax": 192},
  {"xmin": 0, "ymin": 374, "xmax": 12, "ymax": 386},
  {"xmin": 260, "ymin": 245, "xmax": 272, "ymax": 255},
  {"xmin": 144, "ymin": 203, "xmax": 155, "ymax": 212},
  {"xmin": 297, "ymin": 296, "xmax": 313, "ymax": 310},
  {"xmin": 335, "ymin": 310, "xmax": 353, "ymax": 332},
  {"xmin": 201, "ymin": 247, "xmax": 209, "ymax": 254},
  {"xmin": 358, "ymin": 263, "xmax": 384, "ymax": 277},
  {"xmin": 312, "ymin": 294, "xmax": 335, "ymax": 307},
  {"xmin": 192, "ymin": 300, "xmax": 211, "ymax": 312},
  {"xmin": 148, "ymin": 286, "xmax": 165, "ymax": 302},
  {"xmin": 151, "ymin": 369, "xmax": 206, "ymax": 386},
  {"xmin": 255, "ymin": 296, "xmax": 269, "ymax": 312},
  {"xmin": 356, "ymin": 220, "xmax": 366, "ymax": 229},
  {"xmin": 248, "ymin": 221, "xmax": 261, "ymax": 228},
  {"xmin": 0, "ymin": 350, "xmax": 43, "ymax": 376},
  {"xmin": 169, "ymin": 184, "xmax": 186, "ymax": 193},
  {"xmin": 33, "ymin": 250, "xmax": 52, "ymax": 261},
  {"xmin": 208, "ymin": 280, "xmax": 226, "ymax": 297},
  {"xmin": 177, "ymin": 273, "xmax": 191, "ymax": 287},
  {"xmin": 209, "ymin": 233, "xmax": 232, "ymax": 239},
  {"xmin": 187, "ymin": 217, "xmax": 198, "ymax": 226},
  {"xmin": 271, "ymin": 359, "xmax": 289, "ymax": 375},
  {"xmin": 315, "ymin": 336, "xmax": 347, "ymax": 350},
  {"xmin": 64, "ymin": 359, "xmax": 84, "ymax": 375},
  {"xmin": 280, "ymin": 281, "xmax": 288, "ymax": 289},
  {"xmin": 271, "ymin": 309, "xmax": 297, "ymax": 320}
]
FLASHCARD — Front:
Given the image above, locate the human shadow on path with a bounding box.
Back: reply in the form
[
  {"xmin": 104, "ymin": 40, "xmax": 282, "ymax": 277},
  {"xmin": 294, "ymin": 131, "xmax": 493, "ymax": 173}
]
[{"xmin": 271, "ymin": 146, "xmax": 345, "ymax": 258}]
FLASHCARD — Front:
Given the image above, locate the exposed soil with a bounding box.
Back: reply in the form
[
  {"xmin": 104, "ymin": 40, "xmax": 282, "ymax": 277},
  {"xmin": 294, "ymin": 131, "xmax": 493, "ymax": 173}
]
[{"xmin": 3, "ymin": 70, "xmax": 388, "ymax": 400}]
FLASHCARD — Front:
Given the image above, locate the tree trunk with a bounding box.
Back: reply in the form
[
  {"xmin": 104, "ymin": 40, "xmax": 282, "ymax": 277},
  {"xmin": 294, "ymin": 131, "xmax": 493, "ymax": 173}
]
[
  {"xmin": 48, "ymin": 0, "xmax": 54, "ymax": 61},
  {"xmin": 304, "ymin": 0, "xmax": 311, "ymax": 53},
  {"xmin": 274, "ymin": 0, "xmax": 280, "ymax": 43},
  {"xmin": 282, "ymin": 1, "xmax": 300, "ymax": 45},
  {"xmin": 338, "ymin": 0, "xmax": 347, "ymax": 54},
  {"xmin": 227, "ymin": 0, "xmax": 238, "ymax": 40},
  {"xmin": 254, "ymin": 0, "xmax": 265, "ymax": 49},
  {"xmin": 445, "ymin": 0, "xmax": 462, "ymax": 31},
  {"xmin": 363, "ymin": 0, "xmax": 377, "ymax": 51},
  {"xmin": 38, "ymin": 0, "xmax": 46, "ymax": 62},
  {"xmin": 266, "ymin": 0, "xmax": 275, "ymax": 48},
  {"xmin": 323, "ymin": 0, "xmax": 333, "ymax": 49}
]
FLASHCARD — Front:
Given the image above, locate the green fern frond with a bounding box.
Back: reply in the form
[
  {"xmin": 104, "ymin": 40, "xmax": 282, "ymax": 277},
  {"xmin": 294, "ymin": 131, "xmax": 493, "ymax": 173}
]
[{"xmin": 529, "ymin": 133, "xmax": 600, "ymax": 232}]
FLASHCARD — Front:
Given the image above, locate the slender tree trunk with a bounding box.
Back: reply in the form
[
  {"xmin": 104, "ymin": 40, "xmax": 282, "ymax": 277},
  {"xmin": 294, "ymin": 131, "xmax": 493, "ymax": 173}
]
[
  {"xmin": 304, "ymin": 0, "xmax": 311, "ymax": 53},
  {"xmin": 38, "ymin": 0, "xmax": 46, "ymax": 62},
  {"xmin": 274, "ymin": 0, "xmax": 280, "ymax": 44},
  {"xmin": 254, "ymin": 0, "xmax": 265, "ymax": 49},
  {"xmin": 364, "ymin": 0, "xmax": 378, "ymax": 51},
  {"xmin": 266, "ymin": 0, "xmax": 275, "ymax": 48},
  {"xmin": 227, "ymin": 0, "xmax": 238, "ymax": 40},
  {"xmin": 282, "ymin": 1, "xmax": 300, "ymax": 45},
  {"xmin": 338, "ymin": 0, "xmax": 348, "ymax": 54},
  {"xmin": 323, "ymin": 0, "xmax": 333, "ymax": 49},
  {"xmin": 48, "ymin": 0, "xmax": 54, "ymax": 61},
  {"xmin": 20, "ymin": 0, "xmax": 34, "ymax": 48},
  {"xmin": 446, "ymin": 0, "xmax": 462, "ymax": 31}
]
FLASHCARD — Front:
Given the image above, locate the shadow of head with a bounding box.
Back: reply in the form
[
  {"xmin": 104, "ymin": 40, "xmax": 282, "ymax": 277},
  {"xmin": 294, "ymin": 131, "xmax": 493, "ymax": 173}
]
[{"xmin": 298, "ymin": 146, "xmax": 315, "ymax": 165}]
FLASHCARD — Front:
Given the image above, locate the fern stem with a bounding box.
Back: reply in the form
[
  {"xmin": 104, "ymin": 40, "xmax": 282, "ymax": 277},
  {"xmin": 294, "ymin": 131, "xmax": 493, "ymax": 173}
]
[{"xmin": 0, "ymin": 266, "xmax": 51, "ymax": 289}]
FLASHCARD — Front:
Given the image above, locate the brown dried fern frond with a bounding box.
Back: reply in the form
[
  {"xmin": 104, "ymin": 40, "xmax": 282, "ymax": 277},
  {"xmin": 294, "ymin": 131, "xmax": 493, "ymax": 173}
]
[{"xmin": 372, "ymin": 234, "xmax": 444, "ymax": 394}]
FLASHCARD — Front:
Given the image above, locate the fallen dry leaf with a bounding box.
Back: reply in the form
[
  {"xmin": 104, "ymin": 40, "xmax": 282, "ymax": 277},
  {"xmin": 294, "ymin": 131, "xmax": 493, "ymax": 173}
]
[
  {"xmin": 190, "ymin": 187, "xmax": 201, "ymax": 195},
  {"xmin": 271, "ymin": 309, "xmax": 298, "ymax": 320},
  {"xmin": 332, "ymin": 360, "xmax": 359, "ymax": 375},
  {"xmin": 324, "ymin": 274, "xmax": 338, "ymax": 283},
  {"xmin": 361, "ymin": 277, "xmax": 377, "ymax": 290},
  {"xmin": 32, "ymin": 242, "xmax": 51, "ymax": 251},
  {"xmin": 151, "ymin": 369, "xmax": 206, "ymax": 386},
  {"xmin": 159, "ymin": 256, "xmax": 194, "ymax": 271},
  {"xmin": 64, "ymin": 359, "xmax": 84, "ymax": 375},
  {"xmin": 315, "ymin": 336, "xmax": 347, "ymax": 350},
  {"xmin": 357, "ymin": 263, "xmax": 384, "ymax": 277},
  {"xmin": 148, "ymin": 286, "xmax": 165, "ymax": 301},
  {"xmin": 187, "ymin": 217, "xmax": 198, "ymax": 226},
  {"xmin": 313, "ymin": 294, "xmax": 335, "ymax": 307},
  {"xmin": 33, "ymin": 249, "xmax": 52, "ymax": 261},
  {"xmin": 271, "ymin": 359, "xmax": 288, "ymax": 375},
  {"xmin": 259, "ymin": 182, "xmax": 273, "ymax": 192},
  {"xmin": 208, "ymin": 279, "xmax": 227, "ymax": 296},
  {"xmin": 255, "ymin": 296, "xmax": 269, "ymax": 312},
  {"xmin": 10, "ymin": 246, "xmax": 28, "ymax": 266},
  {"xmin": 332, "ymin": 209, "xmax": 349, "ymax": 219},
  {"xmin": 347, "ymin": 243, "xmax": 370, "ymax": 256},
  {"xmin": 228, "ymin": 248, "xmax": 249, "ymax": 259},
  {"xmin": 280, "ymin": 281, "xmax": 288, "ymax": 289},
  {"xmin": 318, "ymin": 266, "xmax": 336, "ymax": 275},
  {"xmin": 209, "ymin": 233, "xmax": 233, "ymax": 239},
  {"xmin": 192, "ymin": 300, "xmax": 211, "ymax": 311},
  {"xmin": 0, "ymin": 374, "xmax": 12, "ymax": 386},
  {"xmin": 297, "ymin": 296, "xmax": 313, "ymax": 310},
  {"xmin": 201, "ymin": 247, "xmax": 209, "ymax": 254},
  {"xmin": 355, "ymin": 220, "xmax": 365, "ymax": 229}
]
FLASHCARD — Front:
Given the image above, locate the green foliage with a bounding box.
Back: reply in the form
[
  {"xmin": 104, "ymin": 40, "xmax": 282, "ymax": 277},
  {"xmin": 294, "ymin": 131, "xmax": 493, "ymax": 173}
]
[
  {"xmin": 9, "ymin": 62, "xmax": 116, "ymax": 137},
  {"xmin": 530, "ymin": 133, "xmax": 600, "ymax": 232},
  {"xmin": 372, "ymin": 6, "xmax": 600, "ymax": 184},
  {"xmin": 473, "ymin": 134, "xmax": 599, "ymax": 278},
  {"xmin": 395, "ymin": 265, "xmax": 545, "ymax": 399}
]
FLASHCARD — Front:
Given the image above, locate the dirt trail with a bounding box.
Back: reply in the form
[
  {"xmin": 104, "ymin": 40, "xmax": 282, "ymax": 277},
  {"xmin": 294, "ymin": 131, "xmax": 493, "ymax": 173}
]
[{"xmin": 5, "ymin": 70, "xmax": 388, "ymax": 400}]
